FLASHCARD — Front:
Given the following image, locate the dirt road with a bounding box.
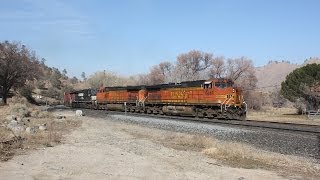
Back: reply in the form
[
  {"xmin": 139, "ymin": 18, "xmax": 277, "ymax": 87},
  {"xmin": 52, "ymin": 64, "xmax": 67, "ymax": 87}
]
[{"xmin": 0, "ymin": 111, "xmax": 285, "ymax": 179}]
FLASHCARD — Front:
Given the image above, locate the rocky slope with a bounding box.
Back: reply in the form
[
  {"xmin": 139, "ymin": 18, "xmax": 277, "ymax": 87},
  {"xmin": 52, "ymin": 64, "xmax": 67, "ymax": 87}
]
[{"xmin": 255, "ymin": 58, "xmax": 320, "ymax": 92}]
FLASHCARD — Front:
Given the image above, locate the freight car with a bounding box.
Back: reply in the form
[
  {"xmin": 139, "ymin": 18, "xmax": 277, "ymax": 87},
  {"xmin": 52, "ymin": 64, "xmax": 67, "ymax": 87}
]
[{"xmin": 64, "ymin": 78, "xmax": 247, "ymax": 120}]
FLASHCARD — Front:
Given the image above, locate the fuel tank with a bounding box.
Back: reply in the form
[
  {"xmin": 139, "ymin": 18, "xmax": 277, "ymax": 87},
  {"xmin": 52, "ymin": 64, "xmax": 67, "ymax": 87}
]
[
  {"xmin": 162, "ymin": 106, "xmax": 195, "ymax": 116},
  {"xmin": 107, "ymin": 104, "xmax": 124, "ymax": 111}
]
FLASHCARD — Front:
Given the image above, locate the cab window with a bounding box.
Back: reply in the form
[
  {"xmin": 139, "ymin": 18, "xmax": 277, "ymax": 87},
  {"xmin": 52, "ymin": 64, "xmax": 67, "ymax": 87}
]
[
  {"xmin": 227, "ymin": 81, "xmax": 233, "ymax": 87},
  {"xmin": 215, "ymin": 82, "xmax": 227, "ymax": 88},
  {"xmin": 203, "ymin": 82, "xmax": 212, "ymax": 89}
]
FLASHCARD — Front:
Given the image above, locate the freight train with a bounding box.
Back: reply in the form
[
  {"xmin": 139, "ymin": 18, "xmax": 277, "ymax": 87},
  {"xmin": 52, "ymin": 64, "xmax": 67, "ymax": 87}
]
[{"xmin": 64, "ymin": 78, "xmax": 247, "ymax": 120}]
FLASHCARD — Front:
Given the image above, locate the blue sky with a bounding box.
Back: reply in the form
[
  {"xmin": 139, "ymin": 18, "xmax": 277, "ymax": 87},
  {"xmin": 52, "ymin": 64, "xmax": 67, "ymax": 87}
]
[{"xmin": 1, "ymin": 0, "xmax": 319, "ymax": 78}]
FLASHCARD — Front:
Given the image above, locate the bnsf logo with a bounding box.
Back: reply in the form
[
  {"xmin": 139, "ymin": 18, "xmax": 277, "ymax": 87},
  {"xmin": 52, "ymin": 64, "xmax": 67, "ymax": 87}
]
[{"xmin": 170, "ymin": 90, "xmax": 186, "ymax": 99}]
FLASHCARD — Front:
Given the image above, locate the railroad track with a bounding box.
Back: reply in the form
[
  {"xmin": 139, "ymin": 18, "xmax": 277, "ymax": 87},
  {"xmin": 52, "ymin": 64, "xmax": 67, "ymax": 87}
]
[
  {"xmin": 81, "ymin": 109, "xmax": 320, "ymax": 135},
  {"xmin": 52, "ymin": 106, "xmax": 320, "ymax": 159}
]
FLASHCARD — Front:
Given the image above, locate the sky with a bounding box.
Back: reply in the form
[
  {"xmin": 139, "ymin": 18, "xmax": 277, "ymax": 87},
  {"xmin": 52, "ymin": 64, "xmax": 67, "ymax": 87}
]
[{"xmin": 1, "ymin": 0, "xmax": 320, "ymax": 78}]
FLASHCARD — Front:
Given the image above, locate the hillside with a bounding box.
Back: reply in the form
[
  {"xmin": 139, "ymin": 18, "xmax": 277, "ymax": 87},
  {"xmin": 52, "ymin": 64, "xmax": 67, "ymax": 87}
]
[{"xmin": 255, "ymin": 58, "xmax": 320, "ymax": 92}]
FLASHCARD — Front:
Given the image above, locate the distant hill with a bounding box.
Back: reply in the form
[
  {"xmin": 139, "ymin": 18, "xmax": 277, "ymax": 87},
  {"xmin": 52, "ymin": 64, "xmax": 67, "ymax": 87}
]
[{"xmin": 255, "ymin": 58, "xmax": 320, "ymax": 92}]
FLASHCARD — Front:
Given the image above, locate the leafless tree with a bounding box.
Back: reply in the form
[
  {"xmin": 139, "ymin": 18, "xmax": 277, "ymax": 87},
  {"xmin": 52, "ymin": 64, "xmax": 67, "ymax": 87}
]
[
  {"xmin": 225, "ymin": 57, "xmax": 258, "ymax": 109},
  {"xmin": 209, "ymin": 56, "xmax": 225, "ymax": 78},
  {"xmin": 225, "ymin": 57, "xmax": 255, "ymax": 81},
  {"xmin": 87, "ymin": 70, "xmax": 128, "ymax": 89},
  {"xmin": 149, "ymin": 66, "xmax": 164, "ymax": 85},
  {"xmin": 135, "ymin": 74, "xmax": 150, "ymax": 85},
  {"xmin": 148, "ymin": 61, "xmax": 173, "ymax": 85},
  {"xmin": 175, "ymin": 50, "xmax": 213, "ymax": 81},
  {"xmin": 158, "ymin": 61, "xmax": 173, "ymax": 79},
  {"xmin": 0, "ymin": 41, "xmax": 40, "ymax": 104}
]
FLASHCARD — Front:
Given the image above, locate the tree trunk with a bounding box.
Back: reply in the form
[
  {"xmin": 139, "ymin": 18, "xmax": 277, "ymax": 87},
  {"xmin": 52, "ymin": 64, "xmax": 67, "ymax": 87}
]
[
  {"xmin": 2, "ymin": 86, "xmax": 9, "ymax": 104},
  {"xmin": 2, "ymin": 93, "xmax": 7, "ymax": 104}
]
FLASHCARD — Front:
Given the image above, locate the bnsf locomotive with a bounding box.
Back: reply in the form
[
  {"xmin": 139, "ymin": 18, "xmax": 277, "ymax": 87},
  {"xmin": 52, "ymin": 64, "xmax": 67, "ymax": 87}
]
[{"xmin": 64, "ymin": 78, "xmax": 247, "ymax": 120}]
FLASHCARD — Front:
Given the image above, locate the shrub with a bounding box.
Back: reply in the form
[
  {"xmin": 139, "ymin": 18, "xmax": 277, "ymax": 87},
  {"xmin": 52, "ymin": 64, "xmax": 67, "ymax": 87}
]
[
  {"xmin": 18, "ymin": 85, "xmax": 38, "ymax": 105},
  {"xmin": 30, "ymin": 109, "xmax": 50, "ymax": 118},
  {"xmin": 10, "ymin": 103, "xmax": 30, "ymax": 117}
]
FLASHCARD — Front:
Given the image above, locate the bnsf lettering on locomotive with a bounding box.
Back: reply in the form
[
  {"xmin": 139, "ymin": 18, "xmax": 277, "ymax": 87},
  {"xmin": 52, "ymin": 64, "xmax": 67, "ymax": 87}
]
[{"xmin": 170, "ymin": 90, "xmax": 186, "ymax": 99}]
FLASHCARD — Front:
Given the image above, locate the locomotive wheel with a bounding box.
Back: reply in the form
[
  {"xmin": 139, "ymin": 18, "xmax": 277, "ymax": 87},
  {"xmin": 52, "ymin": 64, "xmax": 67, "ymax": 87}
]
[
  {"xmin": 152, "ymin": 108, "xmax": 159, "ymax": 114},
  {"xmin": 197, "ymin": 109, "xmax": 206, "ymax": 118},
  {"xmin": 146, "ymin": 107, "xmax": 152, "ymax": 114}
]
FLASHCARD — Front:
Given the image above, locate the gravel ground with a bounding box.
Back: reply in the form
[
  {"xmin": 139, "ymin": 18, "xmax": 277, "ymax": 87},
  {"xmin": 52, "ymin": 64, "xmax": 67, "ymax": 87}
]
[
  {"xmin": 0, "ymin": 110, "xmax": 286, "ymax": 179},
  {"xmin": 83, "ymin": 110, "xmax": 320, "ymax": 161}
]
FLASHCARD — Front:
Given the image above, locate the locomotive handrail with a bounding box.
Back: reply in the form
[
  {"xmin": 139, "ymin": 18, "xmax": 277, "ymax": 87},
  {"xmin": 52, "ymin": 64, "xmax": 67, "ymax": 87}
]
[
  {"xmin": 220, "ymin": 97, "xmax": 232, "ymax": 112},
  {"xmin": 136, "ymin": 97, "xmax": 147, "ymax": 107},
  {"xmin": 224, "ymin": 97, "xmax": 232, "ymax": 110}
]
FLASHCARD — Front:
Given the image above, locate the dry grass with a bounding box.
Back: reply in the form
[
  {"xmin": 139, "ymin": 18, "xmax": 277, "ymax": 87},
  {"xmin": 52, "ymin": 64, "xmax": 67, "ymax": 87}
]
[
  {"xmin": 22, "ymin": 119, "xmax": 82, "ymax": 149},
  {"xmin": 121, "ymin": 124, "xmax": 320, "ymax": 179},
  {"xmin": 202, "ymin": 141, "xmax": 320, "ymax": 178},
  {"xmin": 247, "ymin": 107, "xmax": 320, "ymax": 125},
  {"xmin": 0, "ymin": 98, "xmax": 82, "ymax": 161},
  {"xmin": 0, "ymin": 128, "xmax": 21, "ymax": 161},
  {"xmin": 9, "ymin": 103, "xmax": 31, "ymax": 117},
  {"xmin": 163, "ymin": 133, "xmax": 213, "ymax": 151}
]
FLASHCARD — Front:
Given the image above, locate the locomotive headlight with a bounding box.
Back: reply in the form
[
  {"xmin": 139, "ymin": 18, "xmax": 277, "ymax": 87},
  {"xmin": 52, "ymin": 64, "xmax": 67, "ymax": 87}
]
[{"xmin": 232, "ymin": 89, "xmax": 235, "ymax": 93}]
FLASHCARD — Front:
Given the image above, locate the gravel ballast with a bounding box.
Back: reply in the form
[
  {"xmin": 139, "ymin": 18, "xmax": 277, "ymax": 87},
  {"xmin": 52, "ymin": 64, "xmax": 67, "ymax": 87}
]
[{"xmin": 85, "ymin": 110, "xmax": 320, "ymax": 161}]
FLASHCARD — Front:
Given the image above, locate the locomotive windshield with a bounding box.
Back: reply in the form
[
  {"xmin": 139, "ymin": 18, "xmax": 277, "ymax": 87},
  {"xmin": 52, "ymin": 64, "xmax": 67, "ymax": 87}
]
[
  {"xmin": 215, "ymin": 82, "xmax": 226, "ymax": 88},
  {"xmin": 215, "ymin": 80, "xmax": 233, "ymax": 88}
]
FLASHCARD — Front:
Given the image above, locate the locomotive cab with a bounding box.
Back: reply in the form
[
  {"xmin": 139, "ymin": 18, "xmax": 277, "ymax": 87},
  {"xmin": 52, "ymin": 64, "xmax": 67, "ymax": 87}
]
[{"xmin": 210, "ymin": 79, "xmax": 244, "ymax": 108}]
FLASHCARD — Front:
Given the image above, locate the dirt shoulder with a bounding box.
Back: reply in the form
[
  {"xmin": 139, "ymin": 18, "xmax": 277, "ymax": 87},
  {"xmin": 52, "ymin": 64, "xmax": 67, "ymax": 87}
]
[
  {"xmin": 0, "ymin": 110, "xmax": 290, "ymax": 180},
  {"xmin": 247, "ymin": 107, "xmax": 320, "ymax": 125},
  {"xmin": 0, "ymin": 103, "xmax": 81, "ymax": 162}
]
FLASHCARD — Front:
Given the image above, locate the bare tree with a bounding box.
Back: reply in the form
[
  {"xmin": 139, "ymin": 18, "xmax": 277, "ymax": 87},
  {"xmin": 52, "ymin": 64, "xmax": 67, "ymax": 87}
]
[
  {"xmin": 175, "ymin": 50, "xmax": 213, "ymax": 81},
  {"xmin": 209, "ymin": 56, "xmax": 225, "ymax": 78},
  {"xmin": 158, "ymin": 61, "xmax": 173, "ymax": 76},
  {"xmin": 135, "ymin": 74, "xmax": 150, "ymax": 85},
  {"xmin": 0, "ymin": 41, "xmax": 40, "ymax": 104},
  {"xmin": 226, "ymin": 57, "xmax": 254, "ymax": 81},
  {"xmin": 148, "ymin": 61, "xmax": 173, "ymax": 85},
  {"xmin": 87, "ymin": 70, "xmax": 128, "ymax": 89},
  {"xmin": 149, "ymin": 65, "xmax": 164, "ymax": 85},
  {"xmin": 225, "ymin": 57, "xmax": 258, "ymax": 109}
]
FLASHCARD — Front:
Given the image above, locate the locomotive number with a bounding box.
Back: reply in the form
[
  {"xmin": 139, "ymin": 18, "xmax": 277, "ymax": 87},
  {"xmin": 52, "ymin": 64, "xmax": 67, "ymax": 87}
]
[{"xmin": 204, "ymin": 89, "xmax": 213, "ymax": 95}]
